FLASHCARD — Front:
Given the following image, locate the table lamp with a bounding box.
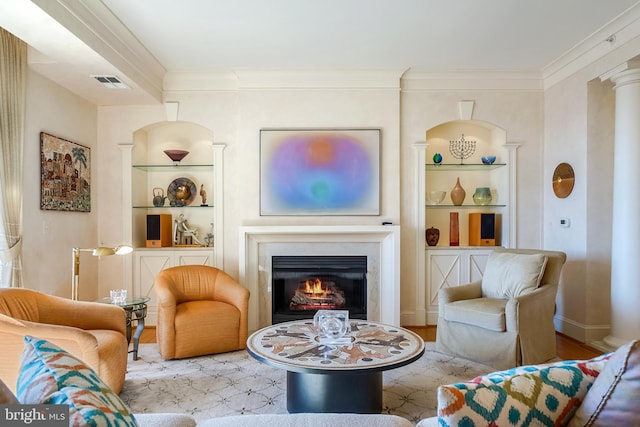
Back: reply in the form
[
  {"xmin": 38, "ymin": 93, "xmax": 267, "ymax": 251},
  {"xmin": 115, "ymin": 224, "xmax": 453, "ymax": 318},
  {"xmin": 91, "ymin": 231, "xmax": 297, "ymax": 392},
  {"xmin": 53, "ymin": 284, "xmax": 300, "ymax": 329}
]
[{"xmin": 71, "ymin": 244, "xmax": 133, "ymax": 300}]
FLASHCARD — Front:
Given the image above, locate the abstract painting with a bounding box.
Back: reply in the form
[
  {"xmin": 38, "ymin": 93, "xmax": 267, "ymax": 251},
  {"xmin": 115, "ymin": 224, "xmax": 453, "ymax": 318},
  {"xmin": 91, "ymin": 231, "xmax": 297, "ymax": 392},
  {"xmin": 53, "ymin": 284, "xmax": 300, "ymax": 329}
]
[
  {"xmin": 260, "ymin": 129, "xmax": 380, "ymax": 215},
  {"xmin": 40, "ymin": 132, "xmax": 91, "ymax": 212}
]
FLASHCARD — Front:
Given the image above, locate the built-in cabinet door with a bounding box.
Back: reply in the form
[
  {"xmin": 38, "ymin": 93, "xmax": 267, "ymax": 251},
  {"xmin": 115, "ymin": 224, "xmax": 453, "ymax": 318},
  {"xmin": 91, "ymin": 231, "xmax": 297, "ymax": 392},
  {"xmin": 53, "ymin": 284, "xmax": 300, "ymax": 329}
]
[
  {"xmin": 426, "ymin": 248, "xmax": 491, "ymax": 324},
  {"xmin": 134, "ymin": 249, "xmax": 214, "ymax": 325},
  {"xmin": 175, "ymin": 251, "xmax": 213, "ymax": 266}
]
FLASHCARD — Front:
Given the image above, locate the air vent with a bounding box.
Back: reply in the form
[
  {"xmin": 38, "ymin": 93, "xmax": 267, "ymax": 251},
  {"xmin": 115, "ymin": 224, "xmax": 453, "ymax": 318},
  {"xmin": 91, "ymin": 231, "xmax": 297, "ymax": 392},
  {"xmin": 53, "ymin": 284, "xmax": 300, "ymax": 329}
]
[{"xmin": 91, "ymin": 75, "xmax": 129, "ymax": 89}]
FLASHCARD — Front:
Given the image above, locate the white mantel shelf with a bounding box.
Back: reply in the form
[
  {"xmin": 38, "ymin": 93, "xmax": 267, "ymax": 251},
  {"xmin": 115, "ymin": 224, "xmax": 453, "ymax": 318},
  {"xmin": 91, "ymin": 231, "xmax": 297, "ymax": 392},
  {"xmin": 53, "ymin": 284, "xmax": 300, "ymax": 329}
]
[{"xmin": 239, "ymin": 225, "xmax": 401, "ymax": 332}]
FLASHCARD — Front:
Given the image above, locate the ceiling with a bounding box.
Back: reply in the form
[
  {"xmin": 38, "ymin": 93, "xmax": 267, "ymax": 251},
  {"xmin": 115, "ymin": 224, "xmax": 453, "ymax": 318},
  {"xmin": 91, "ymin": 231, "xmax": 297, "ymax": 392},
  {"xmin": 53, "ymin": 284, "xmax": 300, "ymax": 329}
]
[{"xmin": 1, "ymin": 0, "xmax": 639, "ymax": 105}]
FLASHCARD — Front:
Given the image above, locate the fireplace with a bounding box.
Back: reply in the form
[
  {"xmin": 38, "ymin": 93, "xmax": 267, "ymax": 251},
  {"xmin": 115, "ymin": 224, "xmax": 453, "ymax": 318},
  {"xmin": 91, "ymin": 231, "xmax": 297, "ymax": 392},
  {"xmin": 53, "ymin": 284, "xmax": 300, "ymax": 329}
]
[{"xmin": 271, "ymin": 255, "xmax": 367, "ymax": 324}]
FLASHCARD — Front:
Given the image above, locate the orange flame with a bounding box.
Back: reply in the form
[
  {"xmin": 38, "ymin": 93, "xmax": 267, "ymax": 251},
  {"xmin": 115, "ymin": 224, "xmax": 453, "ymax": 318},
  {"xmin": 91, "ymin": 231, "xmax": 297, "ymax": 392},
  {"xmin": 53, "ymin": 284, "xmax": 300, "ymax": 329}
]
[{"xmin": 304, "ymin": 278, "xmax": 327, "ymax": 296}]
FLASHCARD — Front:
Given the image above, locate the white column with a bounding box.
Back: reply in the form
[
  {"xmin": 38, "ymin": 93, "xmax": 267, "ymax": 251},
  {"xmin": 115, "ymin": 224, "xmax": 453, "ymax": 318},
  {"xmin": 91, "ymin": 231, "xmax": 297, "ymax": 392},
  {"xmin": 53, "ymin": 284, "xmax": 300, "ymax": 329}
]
[
  {"xmin": 414, "ymin": 142, "xmax": 427, "ymax": 326},
  {"xmin": 601, "ymin": 61, "xmax": 640, "ymax": 348}
]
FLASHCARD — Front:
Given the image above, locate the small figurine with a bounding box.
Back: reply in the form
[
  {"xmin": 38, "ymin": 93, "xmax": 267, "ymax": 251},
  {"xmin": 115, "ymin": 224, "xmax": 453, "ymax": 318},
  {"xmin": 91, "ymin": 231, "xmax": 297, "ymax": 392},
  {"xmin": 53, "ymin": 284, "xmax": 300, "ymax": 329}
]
[
  {"xmin": 173, "ymin": 214, "xmax": 204, "ymax": 246},
  {"xmin": 199, "ymin": 184, "xmax": 207, "ymax": 206}
]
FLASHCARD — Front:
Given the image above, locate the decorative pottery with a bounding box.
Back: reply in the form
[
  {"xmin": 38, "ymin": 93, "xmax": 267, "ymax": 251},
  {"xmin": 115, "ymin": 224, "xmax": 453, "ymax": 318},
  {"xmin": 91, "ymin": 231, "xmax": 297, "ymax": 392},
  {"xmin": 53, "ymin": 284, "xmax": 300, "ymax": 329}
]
[
  {"xmin": 481, "ymin": 156, "xmax": 496, "ymax": 165},
  {"xmin": 425, "ymin": 227, "xmax": 440, "ymax": 246},
  {"xmin": 433, "ymin": 153, "xmax": 443, "ymax": 164},
  {"xmin": 152, "ymin": 187, "xmax": 167, "ymax": 207},
  {"xmin": 450, "ymin": 178, "xmax": 466, "ymax": 206},
  {"xmin": 428, "ymin": 190, "xmax": 446, "ymax": 205},
  {"xmin": 472, "ymin": 187, "xmax": 492, "ymax": 205},
  {"xmin": 168, "ymin": 177, "xmax": 197, "ymax": 206},
  {"xmin": 164, "ymin": 149, "xmax": 190, "ymax": 164}
]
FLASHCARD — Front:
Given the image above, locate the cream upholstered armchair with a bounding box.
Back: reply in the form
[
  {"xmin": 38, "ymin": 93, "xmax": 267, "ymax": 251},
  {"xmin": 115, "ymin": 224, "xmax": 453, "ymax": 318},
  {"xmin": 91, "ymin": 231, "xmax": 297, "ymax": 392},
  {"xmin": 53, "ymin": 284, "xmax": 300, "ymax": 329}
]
[
  {"xmin": 436, "ymin": 248, "xmax": 567, "ymax": 369},
  {"xmin": 154, "ymin": 265, "xmax": 250, "ymax": 360},
  {"xmin": 0, "ymin": 288, "xmax": 128, "ymax": 394}
]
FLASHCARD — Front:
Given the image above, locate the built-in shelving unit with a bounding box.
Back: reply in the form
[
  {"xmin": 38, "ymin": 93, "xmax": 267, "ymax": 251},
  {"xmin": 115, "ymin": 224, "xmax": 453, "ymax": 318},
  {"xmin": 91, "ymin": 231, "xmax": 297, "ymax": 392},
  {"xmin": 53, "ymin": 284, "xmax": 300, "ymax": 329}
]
[
  {"xmin": 414, "ymin": 120, "xmax": 520, "ymax": 324},
  {"xmin": 120, "ymin": 121, "xmax": 225, "ymax": 325}
]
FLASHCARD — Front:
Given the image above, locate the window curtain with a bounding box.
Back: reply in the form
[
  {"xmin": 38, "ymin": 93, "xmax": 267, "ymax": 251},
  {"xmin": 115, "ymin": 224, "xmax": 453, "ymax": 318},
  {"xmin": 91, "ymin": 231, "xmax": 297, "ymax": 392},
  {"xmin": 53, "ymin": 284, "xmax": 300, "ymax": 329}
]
[{"xmin": 0, "ymin": 28, "xmax": 26, "ymax": 287}]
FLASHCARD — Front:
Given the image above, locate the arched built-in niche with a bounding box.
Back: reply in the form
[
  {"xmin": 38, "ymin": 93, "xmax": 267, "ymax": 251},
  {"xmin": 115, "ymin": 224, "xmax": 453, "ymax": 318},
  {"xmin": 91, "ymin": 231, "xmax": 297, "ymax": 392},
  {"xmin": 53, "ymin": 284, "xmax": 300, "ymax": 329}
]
[
  {"xmin": 414, "ymin": 119, "xmax": 518, "ymax": 325},
  {"xmin": 120, "ymin": 120, "xmax": 225, "ymax": 325}
]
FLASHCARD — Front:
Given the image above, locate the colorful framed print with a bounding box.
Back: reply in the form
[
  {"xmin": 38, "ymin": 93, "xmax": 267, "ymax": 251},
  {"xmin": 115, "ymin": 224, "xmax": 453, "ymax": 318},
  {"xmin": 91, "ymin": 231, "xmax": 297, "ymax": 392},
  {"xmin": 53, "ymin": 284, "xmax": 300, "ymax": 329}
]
[
  {"xmin": 40, "ymin": 132, "xmax": 91, "ymax": 212},
  {"xmin": 260, "ymin": 128, "xmax": 380, "ymax": 216}
]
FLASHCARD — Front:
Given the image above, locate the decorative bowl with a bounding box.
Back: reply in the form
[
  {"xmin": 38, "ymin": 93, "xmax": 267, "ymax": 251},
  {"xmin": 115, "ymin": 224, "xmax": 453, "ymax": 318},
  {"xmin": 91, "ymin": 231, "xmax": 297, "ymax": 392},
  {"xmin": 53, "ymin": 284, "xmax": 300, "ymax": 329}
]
[
  {"xmin": 481, "ymin": 155, "xmax": 496, "ymax": 165},
  {"xmin": 428, "ymin": 190, "xmax": 446, "ymax": 205},
  {"xmin": 164, "ymin": 149, "xmax": 190, "ymax": 163}
]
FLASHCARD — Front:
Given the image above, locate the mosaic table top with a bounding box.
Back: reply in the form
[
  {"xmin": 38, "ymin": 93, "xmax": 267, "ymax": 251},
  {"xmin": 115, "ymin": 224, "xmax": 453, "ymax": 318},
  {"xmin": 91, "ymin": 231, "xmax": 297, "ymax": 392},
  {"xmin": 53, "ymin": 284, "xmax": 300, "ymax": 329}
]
[{"xmin": 246, "ymin": 320, "xmax": 425, "ymax": 374}]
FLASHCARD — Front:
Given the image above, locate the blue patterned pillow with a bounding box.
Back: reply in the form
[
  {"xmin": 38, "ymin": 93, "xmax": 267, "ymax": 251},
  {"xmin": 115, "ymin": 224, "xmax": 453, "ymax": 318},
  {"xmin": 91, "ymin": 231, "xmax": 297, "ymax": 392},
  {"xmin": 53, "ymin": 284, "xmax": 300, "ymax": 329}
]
[
  {"xmin": 437, "ymin": 353, "xmax": 611, "ymax": 426},
  {"xmin": 17, "ymin": 336, "xmax": 137, "ymax": 426}
]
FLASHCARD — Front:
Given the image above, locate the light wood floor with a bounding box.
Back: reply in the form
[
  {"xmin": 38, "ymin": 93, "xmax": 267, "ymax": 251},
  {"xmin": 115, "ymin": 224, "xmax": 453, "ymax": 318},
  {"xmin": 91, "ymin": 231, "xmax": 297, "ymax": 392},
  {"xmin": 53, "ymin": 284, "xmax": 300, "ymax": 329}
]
[{"xmin": 139, "ymin": 325, "xmax": 603, "ymax": 361}]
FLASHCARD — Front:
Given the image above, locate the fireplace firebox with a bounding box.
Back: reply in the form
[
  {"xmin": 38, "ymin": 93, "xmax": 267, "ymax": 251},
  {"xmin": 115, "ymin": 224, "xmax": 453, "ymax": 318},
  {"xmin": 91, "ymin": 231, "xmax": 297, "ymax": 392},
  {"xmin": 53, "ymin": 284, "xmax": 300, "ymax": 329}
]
[{"xmin": 271, "ymin": 255, "xmax": 367, "ymax": 324}]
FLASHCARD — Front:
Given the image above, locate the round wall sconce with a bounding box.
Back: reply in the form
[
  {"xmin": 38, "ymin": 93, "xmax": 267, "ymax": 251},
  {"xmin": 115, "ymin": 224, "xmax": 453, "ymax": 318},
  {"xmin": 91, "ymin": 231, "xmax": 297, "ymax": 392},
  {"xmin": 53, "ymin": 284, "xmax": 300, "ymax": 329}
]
[{"xmin": 552, "ymin": 162, "xmax": 575, "ymax": 198}]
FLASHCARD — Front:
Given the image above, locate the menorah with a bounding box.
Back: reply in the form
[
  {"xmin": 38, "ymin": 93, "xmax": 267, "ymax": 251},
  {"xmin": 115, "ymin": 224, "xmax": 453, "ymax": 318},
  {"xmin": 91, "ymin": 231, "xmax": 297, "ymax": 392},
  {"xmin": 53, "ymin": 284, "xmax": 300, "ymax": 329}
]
[{"xmin": 449, "ymin": 134, "xmax": 476, "ymax": 164}]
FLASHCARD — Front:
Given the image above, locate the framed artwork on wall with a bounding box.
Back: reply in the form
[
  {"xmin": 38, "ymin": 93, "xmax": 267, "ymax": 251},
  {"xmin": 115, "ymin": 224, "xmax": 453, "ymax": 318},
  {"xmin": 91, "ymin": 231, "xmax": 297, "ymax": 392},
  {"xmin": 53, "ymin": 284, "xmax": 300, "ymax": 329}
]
[
  {"xmin": 260, "ymin": 128, "xmax": 381, "ymax": 216},
  {"xmin": 40, "ymin": 132, "xmax": 91, "ymax": 212}
]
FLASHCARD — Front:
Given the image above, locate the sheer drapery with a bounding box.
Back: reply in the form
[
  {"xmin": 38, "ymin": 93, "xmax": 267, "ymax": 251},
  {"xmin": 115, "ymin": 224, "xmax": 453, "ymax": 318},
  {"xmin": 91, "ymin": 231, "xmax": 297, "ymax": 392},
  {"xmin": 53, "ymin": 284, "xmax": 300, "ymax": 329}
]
[{"xmin": 0, "ymin": 28, "xmax": 26, "ymax": 287}]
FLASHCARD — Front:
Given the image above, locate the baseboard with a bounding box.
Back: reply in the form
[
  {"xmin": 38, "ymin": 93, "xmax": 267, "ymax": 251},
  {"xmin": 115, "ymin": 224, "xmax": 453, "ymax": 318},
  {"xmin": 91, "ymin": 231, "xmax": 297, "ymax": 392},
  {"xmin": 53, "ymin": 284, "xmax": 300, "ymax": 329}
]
[
  {"xmin": 140, "ymin": 325, "xmax": 156, "ymax": 344},
  {"xmin": 401, "ymin": 310, "xmax": 437, "ymax": 326},
  {"xmin": 554, "ymin": 315, "xmax": 609, "ymax": 344}
]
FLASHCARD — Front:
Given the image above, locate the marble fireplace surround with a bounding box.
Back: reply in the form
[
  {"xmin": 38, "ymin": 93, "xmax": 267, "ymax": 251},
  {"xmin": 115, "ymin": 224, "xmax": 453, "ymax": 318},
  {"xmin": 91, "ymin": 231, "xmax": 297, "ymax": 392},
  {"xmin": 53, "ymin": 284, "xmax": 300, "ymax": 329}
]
[{"xmin": 239, "ymin": 225, "xmax": 401, "ymax": 333}]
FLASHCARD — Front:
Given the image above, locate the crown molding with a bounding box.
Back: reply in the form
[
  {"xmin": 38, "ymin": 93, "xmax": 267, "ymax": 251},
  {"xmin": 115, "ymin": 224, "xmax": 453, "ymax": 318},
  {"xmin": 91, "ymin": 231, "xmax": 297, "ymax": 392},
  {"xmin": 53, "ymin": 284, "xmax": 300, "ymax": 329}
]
[
  {"xmin": 235, "ymin": 69, "xmax": 405, "ymax": 89},
  {"xmin": 163, "ymin": 72, "xmax": 240, "ymax": 92},
  {"xmin": 32, "ymin": 0, "xmax": 165, "ymax": 102},
  {"xmin": 164, "ymin": 69, "xmax": 406, "ymax": 91},
  {"xmin": 401, "ymin": 69, "xmax": 542, "ymax": 92},
  {"xmin": 543, "ymin": 3, "xmax": 640, "ymax": 89}
]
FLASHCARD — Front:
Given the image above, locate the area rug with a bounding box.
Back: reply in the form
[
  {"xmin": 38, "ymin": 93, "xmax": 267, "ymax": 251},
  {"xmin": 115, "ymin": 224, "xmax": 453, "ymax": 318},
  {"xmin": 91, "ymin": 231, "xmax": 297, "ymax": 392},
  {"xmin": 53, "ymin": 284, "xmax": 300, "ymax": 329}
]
[{"xmin": 120, "ymin": 342, "xmax": 495, "ymax": 425}]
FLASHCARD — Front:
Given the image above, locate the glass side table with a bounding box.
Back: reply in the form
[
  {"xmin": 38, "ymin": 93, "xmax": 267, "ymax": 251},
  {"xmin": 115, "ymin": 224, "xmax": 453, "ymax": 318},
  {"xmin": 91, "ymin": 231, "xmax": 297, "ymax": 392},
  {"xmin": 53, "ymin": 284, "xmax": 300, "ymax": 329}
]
[{"xmin": 95, "ymin": 296, "xmax": 150, "ymax": 360}]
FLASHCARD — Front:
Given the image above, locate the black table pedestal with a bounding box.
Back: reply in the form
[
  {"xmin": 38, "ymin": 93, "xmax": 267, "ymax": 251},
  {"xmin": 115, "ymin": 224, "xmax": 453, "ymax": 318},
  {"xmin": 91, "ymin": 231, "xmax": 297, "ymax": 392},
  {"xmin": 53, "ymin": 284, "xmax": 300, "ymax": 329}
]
[{"xmin": 286, "ymin": 370, "xmax": 382, "ymax": 413}]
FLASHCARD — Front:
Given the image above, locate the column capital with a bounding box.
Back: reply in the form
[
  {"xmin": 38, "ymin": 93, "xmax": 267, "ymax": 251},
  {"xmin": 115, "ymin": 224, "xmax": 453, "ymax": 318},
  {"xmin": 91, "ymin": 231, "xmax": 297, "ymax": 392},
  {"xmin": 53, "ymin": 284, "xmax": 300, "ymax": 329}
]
[{"xmin": 600, "ymin": 59, "xmax": 640, "ymax": 87}]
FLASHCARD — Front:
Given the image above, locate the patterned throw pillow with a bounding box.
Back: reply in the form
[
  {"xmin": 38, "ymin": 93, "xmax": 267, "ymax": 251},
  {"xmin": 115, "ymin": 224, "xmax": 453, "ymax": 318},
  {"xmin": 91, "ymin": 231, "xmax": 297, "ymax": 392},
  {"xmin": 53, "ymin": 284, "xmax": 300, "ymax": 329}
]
[
  {"xmin": 16, "ymin": 336, "xmax": 137, "ymax": 427},
  {"xmin": 568, "ymin": 340, "xmax": 640, "ymax": 426},
  {"xmin": 437, "ymin": 353, "xmax": 611, "ymax": 427}
]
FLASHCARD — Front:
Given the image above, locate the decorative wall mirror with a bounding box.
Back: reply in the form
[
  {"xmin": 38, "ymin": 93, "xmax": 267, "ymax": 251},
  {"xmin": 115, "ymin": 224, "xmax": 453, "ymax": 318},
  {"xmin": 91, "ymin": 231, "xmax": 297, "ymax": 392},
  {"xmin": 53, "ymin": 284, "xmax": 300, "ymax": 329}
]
[{"xmin": 552, "ymin": 162, "xmax": 575, "ymax": 198}]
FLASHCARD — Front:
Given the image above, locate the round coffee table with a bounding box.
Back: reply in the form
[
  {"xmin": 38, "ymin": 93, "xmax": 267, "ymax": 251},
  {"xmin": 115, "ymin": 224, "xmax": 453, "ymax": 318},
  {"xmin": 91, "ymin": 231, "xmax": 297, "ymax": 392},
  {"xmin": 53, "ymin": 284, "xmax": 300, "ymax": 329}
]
[{"xmin": 246, "ymin": 320, "xmax": 425, "ymax": 413}]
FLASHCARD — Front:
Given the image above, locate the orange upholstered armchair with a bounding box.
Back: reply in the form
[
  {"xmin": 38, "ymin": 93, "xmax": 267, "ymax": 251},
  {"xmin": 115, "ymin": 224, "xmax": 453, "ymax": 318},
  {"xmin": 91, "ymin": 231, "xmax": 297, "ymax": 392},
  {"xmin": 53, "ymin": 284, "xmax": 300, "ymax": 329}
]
[
  {"xmin": 0, "ymin": 288, "xmax": 128, "ymax": 394},
  {"xmin": 154, "ymin": 265, "xmax": 250, "ymax": 360}
]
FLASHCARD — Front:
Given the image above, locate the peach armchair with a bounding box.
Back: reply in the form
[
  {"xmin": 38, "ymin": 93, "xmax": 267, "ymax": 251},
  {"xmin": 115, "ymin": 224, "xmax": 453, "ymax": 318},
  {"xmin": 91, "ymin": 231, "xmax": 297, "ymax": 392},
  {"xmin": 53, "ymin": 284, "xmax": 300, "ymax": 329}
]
[
  {"xmin": 154, "ymin": 265, "xmax": 250, "ymax": 360},
  {"xmin": 0, "ymin": 288, "xmax": 128, "ymax": 394},
  {"xmin": 436, "ymin": 248, "xmax": 567, "ymax": 369}
]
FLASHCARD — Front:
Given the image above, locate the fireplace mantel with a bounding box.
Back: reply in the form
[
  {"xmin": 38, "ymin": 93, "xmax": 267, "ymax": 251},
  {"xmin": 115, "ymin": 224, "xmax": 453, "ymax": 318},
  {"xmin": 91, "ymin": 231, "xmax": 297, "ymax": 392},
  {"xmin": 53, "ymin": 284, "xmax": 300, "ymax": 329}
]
[{"xmin": 239, "ymin": 225, "xmax": 401, "ymax": 332}]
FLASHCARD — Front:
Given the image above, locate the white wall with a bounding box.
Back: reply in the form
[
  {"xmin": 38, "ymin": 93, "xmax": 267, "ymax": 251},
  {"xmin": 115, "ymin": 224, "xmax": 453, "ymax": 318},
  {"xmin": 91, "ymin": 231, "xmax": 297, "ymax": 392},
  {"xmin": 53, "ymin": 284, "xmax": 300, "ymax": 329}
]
[
  {"xmin": 22, "ymin": 70, "xmax": 98, "ymax": 299},
  {"xmin": 97, "ymin": 74, "xmax": 401, "ymax": 292},
  {"xmin": 92, "ymin": 71, "xmax": 547, "ymax": 326},
  {"xmin": 544, "ymin": 34, "xmax": 640, "ymax": 343}
]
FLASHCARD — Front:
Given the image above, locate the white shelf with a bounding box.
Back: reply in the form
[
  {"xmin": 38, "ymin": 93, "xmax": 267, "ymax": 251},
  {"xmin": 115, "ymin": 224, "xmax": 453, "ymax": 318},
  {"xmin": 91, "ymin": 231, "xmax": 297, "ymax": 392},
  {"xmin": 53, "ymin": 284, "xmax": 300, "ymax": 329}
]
[
  {"xmin": 132, "ymin": 164, "xmax": 213, "ymax": 171},
  {"xmin": 425, "ymin": 163, "xmax": 506, "ymax": 170}
]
